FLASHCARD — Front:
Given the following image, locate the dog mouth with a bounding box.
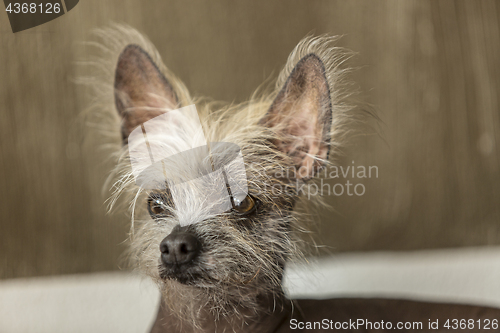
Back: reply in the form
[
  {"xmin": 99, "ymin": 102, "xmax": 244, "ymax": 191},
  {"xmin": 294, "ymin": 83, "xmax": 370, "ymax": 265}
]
[{"xmin": 158, "ymin": 262, "xmax": 205, "ymax": 285}]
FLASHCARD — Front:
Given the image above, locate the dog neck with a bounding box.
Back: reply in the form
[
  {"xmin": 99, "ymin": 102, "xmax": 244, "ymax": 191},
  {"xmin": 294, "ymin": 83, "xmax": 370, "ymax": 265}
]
[{"xmin": 149, "ymin": 289, "xmax": 294, "ymax": 333}]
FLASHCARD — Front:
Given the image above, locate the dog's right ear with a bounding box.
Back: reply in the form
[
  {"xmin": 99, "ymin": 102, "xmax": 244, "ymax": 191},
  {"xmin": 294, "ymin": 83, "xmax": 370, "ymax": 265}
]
[{"xmin": 114, "ymin": 44, "xmax": 179, "ymax": 142}]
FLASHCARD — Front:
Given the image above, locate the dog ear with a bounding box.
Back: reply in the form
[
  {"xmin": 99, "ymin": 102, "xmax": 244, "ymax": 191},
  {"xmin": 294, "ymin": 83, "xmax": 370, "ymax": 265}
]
[
  {"xmin": 114, "ymin": 44, "xmax": 179, "ymax": 142},
  {"xmin": 261, "ymin": 54, "xmax": 332, "ymax": 179}
]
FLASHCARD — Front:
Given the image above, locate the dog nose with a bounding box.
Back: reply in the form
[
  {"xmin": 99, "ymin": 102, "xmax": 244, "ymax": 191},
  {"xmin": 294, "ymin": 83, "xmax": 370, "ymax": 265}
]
[{"xmin": 160, "ymin": 232, "xmax": 200, "ymax": 266}]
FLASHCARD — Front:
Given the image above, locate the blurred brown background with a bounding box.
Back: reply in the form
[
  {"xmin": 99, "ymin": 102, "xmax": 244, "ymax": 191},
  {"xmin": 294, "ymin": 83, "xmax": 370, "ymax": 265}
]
[{"xmin": 1, "ymin": 0, "xmax": 499, "ymax": 279}]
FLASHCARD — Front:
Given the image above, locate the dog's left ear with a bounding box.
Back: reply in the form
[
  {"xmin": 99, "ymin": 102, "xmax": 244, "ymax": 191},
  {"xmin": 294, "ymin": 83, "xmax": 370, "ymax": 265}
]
[{"xmin": 261, "ymin": 54, "xmax": 332, "ymax": 179}]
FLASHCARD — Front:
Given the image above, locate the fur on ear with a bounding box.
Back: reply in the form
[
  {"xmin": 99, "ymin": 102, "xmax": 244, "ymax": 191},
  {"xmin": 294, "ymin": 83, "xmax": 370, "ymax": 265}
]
[
  {"xmin": 261, "ymin": 53, "xmax": 332, "ymax": 179},
  {"xmin": 114, "ymin": 44, "xmax": 179, "ymax": 141}
]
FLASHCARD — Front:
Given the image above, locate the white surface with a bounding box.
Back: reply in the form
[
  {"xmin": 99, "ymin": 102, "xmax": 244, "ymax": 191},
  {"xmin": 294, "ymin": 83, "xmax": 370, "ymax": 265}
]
[
  {"xmin": 284, "ymin": 247, "xmax": 500, "ymax": 307},
  {"xmin": 1, "ymin": 247, "xmax": 500, "ymax": 333},
  {"xmin": 0, "ymin": 272, "xmax": 160, "ymax": 333}
]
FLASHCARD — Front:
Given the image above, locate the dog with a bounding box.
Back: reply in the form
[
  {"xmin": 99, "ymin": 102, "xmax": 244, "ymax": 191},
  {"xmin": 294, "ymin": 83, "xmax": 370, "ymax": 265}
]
[{"xmin": 89, "ymin": 26, "xmax": 500, "ymax": 333}]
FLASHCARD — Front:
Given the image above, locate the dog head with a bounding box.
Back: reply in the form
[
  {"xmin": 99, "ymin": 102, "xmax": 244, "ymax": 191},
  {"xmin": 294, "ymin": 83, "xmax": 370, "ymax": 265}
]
[{"xmin": 104, "ymin": 29, "xmax": 350, "ymax": 324}]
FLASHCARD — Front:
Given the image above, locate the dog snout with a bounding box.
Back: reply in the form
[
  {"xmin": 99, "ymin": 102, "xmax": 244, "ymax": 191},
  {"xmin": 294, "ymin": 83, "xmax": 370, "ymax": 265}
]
[{"xmin": 160, "ymin": 232, "xmax": 200, "ymax": 266}]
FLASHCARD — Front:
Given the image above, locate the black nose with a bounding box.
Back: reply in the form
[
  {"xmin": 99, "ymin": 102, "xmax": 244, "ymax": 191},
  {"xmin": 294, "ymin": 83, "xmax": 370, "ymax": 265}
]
[{"xmin": 160, "ymin": 232, "xmax": 200, "ymax": 266}]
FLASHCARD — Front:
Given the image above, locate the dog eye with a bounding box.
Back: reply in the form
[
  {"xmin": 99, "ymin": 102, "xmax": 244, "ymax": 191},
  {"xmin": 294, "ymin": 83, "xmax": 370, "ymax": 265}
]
[
  {"xmin": 147, "ymin": 193, "xmax": 172, "ymax": 218},
  {"xmin": 232, "ymin": 195, "xmax": 257, "ymax": 215}
]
